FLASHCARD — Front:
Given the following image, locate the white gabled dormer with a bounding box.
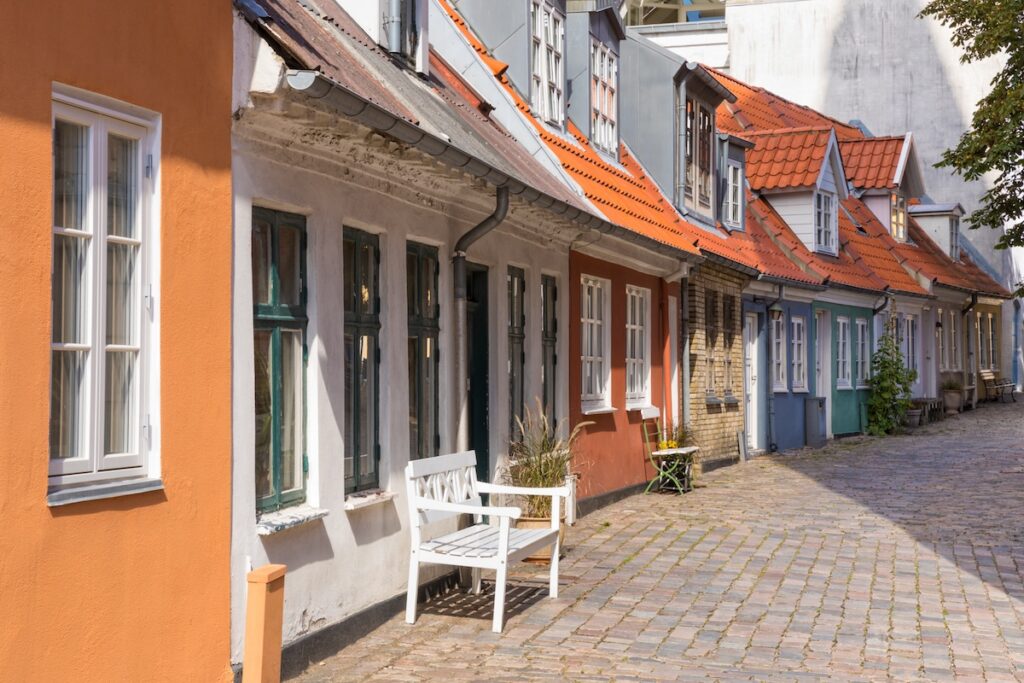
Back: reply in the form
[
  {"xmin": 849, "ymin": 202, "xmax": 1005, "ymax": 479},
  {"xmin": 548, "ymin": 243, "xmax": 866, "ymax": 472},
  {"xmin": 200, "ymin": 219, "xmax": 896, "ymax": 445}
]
[
  {"xmin": 844, "ymin": 132, "xmax": 926, "ymax": 243},
  {"xmin": 910, "ymin": 202, "xmax": 965, "ymax": 261},
  {"xmin": 750, "ymin": 127, "xmax": 849, "ymax": 257}
]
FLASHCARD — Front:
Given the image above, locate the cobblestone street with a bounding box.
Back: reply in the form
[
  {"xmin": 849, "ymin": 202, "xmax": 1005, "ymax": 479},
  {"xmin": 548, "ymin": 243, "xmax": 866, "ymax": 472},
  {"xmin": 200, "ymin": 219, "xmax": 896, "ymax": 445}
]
[{"xmin": 295, "ymin": 402, "xmax": 1024, "ymax": 682}]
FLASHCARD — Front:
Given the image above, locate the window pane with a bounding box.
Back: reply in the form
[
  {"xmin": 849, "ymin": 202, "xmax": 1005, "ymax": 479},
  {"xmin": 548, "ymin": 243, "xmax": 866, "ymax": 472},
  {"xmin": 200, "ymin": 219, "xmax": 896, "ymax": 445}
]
[
  {"xmin": 344, "ymin": 332, "xmax": 355, "ymax": 485},
  {"xmin": 358, "ymin": 334, "xmax": 377, "ymax": 485},
  {"xmin": 252, "ymin": 218, "xmax": 271, "ymax": 306},
  {"xmin": 407, "ymin": 251, "xmax": 419, "ymax": 318},
  {"xmin": 423, "ymin": 254, "xmax": 436, "ymax": 318},
  {"xmin": 424, "ymin": 335, "xmax": 436, "ymax": 458},
  {"xmin": 359, "ymin": 242, "xmax": 376, "ymax": 315},
  {"xmin": 107, "ymin": 134, "xmax": 138, "ymax": 238},
  {"xmin": 54, "ymin": 120, "xmax": 89, "ymax": 231},
  {"xmin": 106, "ymin": 242, "xmax": 138, "ymax": 345},
  {"xmin": 254, "ymin": 330, "xmax": 273, "ymax": 500},
  {"xmin": 52, "ymin": 234, "xmax": 88, "ymax": 344},
  {"xmin": 104, "ymin": 350, "xmax": 137, "ymax": 454},
  {"xmin": 50, "ymin": 350, "xmax": 87, "ymax": 460},
  {"xmin": 280, "ymin": 329, "xmax": 302, "ymax": 492},
  {"xmin": 278, "ymin": 224, "xmax": 302, "ymax": 306},
  {"xmin": 343, "ymin": 238, "xmax": 355, "ymax": 314},
  {"xmin": 408, "ymin": 335, "xmax": 420, "ymax": 458}
]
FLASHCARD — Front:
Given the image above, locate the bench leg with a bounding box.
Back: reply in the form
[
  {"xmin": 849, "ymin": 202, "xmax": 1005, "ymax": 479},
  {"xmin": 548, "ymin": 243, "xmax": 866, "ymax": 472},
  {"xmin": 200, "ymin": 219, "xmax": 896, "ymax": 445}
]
[
  {"xmin": 471, "ymin": 568, "xmax": 482, "ymax": 595},
  {"xmin": 492, "ymin": 561, "xmax": 508, "ymax": 633},
  {"xmin": 549, "ymin": 534, "xmax": 560, "ymax": 599},
  {"xmin": 405, "ymin": 552, "xmax": 419, "ymax": 625}
]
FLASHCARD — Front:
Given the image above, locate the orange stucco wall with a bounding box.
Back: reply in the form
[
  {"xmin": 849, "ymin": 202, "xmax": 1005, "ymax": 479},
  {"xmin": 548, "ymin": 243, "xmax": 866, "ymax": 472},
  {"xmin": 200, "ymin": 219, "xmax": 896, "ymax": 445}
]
[
  {"xmin": 569, "ymin": 251, "xmax": 679, "ymax": 499},
  {"xmin": 0, "ymin": 3, "xmax": 233, "ymax": 681}
]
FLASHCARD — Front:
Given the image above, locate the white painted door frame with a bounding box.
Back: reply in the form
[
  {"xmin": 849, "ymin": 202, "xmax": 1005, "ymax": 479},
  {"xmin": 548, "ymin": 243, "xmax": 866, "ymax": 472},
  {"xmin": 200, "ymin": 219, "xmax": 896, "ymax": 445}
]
[
  {"xmin": 743, "ymin": 312, "xmax": 762, "ymax": 451},
  {"xmin": 815, "ymin": 309, "xmax": 833, "ymax": 438}
]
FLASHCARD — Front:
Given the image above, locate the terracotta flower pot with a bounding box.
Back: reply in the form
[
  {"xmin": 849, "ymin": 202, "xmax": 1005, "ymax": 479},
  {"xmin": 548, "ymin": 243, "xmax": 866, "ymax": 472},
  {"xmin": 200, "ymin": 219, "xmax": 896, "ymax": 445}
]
[
  {"xmin": 515, "ymin": 516, "xmax": 566, "ymax": 563},
  {"xmin": 905, "ymin": 408, "xmax": 923, "ymax": 428},
  {"xmin": 943, "ymin": 390, "xmax": 962, "ymax": 416}
]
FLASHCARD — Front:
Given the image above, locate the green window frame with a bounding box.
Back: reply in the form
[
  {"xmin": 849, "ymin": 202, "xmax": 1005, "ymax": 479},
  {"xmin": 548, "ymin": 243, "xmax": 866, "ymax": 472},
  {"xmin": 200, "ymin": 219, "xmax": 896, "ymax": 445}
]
[
  {"xmin": 344, "ymin": 227, "xmax": 381, "ymax": 493},
  {"xmin": 508, "ymin": 266, "xmax": 526, "ymax": 440},
  {"xmin": 252, "ymin": 207, "xmax": 308, "ymax": 513},
  {"xmin": 407, "ymin": 242, "xmax": 440, "ymax": 460},
  {"xmin": 541, "ymin": 275, "xmax": 558, "ymax": 425}
]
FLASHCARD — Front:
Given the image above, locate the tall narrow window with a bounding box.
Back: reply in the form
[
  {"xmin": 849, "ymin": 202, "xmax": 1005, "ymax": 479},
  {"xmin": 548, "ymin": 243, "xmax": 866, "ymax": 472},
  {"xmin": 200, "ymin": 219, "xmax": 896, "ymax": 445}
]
[
  {"xmin": 815, "ymin": 192, "xmax": 835, "ymax": 253},
  {"xmin": 541, "ymin": 275, "xmax": 558, "ymax": 425},
  {"xmin": 581, "ymin": 275, "xmax": 610, "ymax": 410},
  {"xmin": 407, "ymin": 242, "xmax": 439, "ymax": 460},
  {"xmin": 591, "ymin": 41, "xmax": 618, "ymax": 154},
  {"xmin": 684, "ymin": 97, "xmax": 695, "ymax": 204},
  {"xmin": 837, "ymin": 317, "xmax": 851, "ymax": 388},
  {"xmin": 904, "ymin": 315, "xmax": 919, "ymax": 375},
  {"xmin": 50, "ymin": 96, "xmax": 157, "ymax": 489},
  {"xmin": 791, "ymin": 316, "xmax": 807, "ymax": 391},
  {"xmin": 531, "ymin": 1, "xmax": 564, "ymax": 125},
  {"xmin": 770, "ymin": 314, "xmax": 787, "ymax": 392},
  {"xmin": 706, "ymin": 289, "xmax": 719, "ymax": 397},
  {"xmin": 949, "ymin": 217, "xmax": 961, "ymax": 261},
  {"xmin": 890, "ymin": 193, "xmax": 907, "ymax": 241},
  {"xmin": 253, "ymin": 208, "xmax": 307, "ymax": 511},
  {"xmin": 508, "ymin": 267, "xmax": 526, "ymax": 439},
  {"xmin": 949, "ymin": 310, "xmax": 959, "ymax": 370},
  {"xmin": 723, "ymin": 295, "xmax": 736, "ymax": 396},
  {"xmin": 697, "ymin": 105, "xmax": 713, "ymax": 209},
  {"xmin": 856, "ymin": 318, "xmax": 869, "ymax": 386},
  {"xmin": 724, "ymin": 162, "xmax": 743, "ymax": 229},
  {"xmin": 625, "ymin": 286, "xmax": 651, "ymax": 408},
  {"xmin": 344, "ymin": 228, "xmax": 381, "ymax": 493},
  {"xmin": 988, "ymin": 314, "xmax": 997, "ymax": 369}
]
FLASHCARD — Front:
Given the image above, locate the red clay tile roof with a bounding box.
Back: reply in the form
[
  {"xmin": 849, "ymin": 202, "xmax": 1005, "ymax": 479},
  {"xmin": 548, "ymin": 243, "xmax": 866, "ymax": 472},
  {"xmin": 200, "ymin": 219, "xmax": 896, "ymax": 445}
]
[
  {"xmin": 839, "ymin": 137, "xmax": 905, "ymax": 190},
  {"xmin": 707, "ymin": 67, "xmax": 864, "ymax": 141},
  {"xmin": 839, "ymin": 198, "xmax": 930, "ymax": 297},
  {"xmin": 438, "ymin": 0, "xmax": 766, "ymax": 268},
  {"xmin": 742, "ymin": 128, "xmax": 833, "ymax": 192},
  {"xmin": 894, "ymin": 218, "xmax": 1011, "ymax": 297},
  {"xmin": 740, "ymin": 195, "xmax": 823, "ymax": 287}
]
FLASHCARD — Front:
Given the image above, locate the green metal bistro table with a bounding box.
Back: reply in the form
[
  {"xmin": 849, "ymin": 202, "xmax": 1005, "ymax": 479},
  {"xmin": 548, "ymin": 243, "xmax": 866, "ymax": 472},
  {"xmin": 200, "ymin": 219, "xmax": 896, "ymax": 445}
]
[{"xmin": 646, "ymin": 445, "xmax": 698, "ymax": 494}]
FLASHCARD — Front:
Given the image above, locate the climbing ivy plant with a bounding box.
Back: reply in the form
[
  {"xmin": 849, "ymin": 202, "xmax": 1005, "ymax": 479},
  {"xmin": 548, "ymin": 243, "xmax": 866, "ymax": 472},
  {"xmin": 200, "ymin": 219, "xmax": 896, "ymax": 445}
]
[{"xmin": 866, "ymin": 317, "xmax": 918, "ymax": 436}]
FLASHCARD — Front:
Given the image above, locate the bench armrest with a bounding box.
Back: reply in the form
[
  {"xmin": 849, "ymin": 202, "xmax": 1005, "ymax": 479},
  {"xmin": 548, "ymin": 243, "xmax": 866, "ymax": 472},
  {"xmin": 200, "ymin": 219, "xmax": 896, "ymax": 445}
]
[
  {"xmin": 476, "ymin": 482, "xmax": 571, "ymax": 498},
  {"xmin": 413, "ymin": 497, "xmax": 522, "ymax": 520}
]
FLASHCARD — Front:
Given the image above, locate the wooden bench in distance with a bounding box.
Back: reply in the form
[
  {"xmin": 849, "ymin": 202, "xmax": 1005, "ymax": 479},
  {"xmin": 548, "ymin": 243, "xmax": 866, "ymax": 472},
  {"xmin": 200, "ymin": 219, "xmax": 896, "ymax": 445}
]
[
  {"xmin": 980, "ymin": 369, "xmax": 1016, "ymax": 402},
  {"xmin": 404, "ymin": 450, "xmax": 570, "ymax": 633}
]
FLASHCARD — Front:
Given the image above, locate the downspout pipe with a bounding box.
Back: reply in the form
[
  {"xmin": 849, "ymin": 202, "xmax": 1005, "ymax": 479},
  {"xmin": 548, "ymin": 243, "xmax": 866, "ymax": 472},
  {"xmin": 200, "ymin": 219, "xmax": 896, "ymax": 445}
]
[
  {"xmin": 454, "ymin": 186, "xmax": 509, "ymax": 452},
  {"xmin": 1014, "ymin": 299, "xmax": 1021, "ymax": 388},
  {"xmin": 765, "ymin": 285, "xmax": 784, "ymax": 453}
]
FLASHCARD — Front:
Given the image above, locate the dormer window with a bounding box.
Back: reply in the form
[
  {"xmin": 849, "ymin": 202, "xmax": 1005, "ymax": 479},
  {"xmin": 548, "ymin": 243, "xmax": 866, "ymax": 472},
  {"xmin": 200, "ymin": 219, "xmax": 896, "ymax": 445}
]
[
  {"xmin": 815, "ymin": 191, "xmax": 836, "ymax": 253},
  {"xmin": 890, "ymin": 193, "xmax": 907, "ymax": 241},
  {"xmin": 590, "ymin": 41, "xmax": 618, "ymax": 154},
  {"xmin": 531, "ymin": 1, "xmax": 564, "ymax": 126},
  {"xmin": 679, "ymin": 95, "xmax": 715, "ymax": 214},
  {"xmin": 723, "ymin": 161, "xmax": 744, "ymax": 230},
  {"xmin": 949, "ymin": 216, "xmax": 960, "ymax": 260}
]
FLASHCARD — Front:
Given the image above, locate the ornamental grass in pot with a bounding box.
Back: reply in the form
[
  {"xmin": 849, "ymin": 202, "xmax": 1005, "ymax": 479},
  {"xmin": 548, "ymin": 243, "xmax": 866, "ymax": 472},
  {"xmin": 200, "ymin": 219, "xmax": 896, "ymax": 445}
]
[
  {"xmin": 504, "ymin": 400, "xmax": 591, "ymax": 562},
  {"xmin": 941, "ymin": 378, "xmax": 963, "ymax": 416}
]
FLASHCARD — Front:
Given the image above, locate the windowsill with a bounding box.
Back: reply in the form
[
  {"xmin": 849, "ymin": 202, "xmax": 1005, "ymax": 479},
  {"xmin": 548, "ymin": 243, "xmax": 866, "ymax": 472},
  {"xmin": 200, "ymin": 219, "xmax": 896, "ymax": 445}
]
[
  {"xmin": 256, "ymin": 504, "xmax": 329, "ymax": 536},
  {"xmin": 625, "ymin": 402, "xmax": 654, "ymax": 413},
  {"xmin": 343, "ymin": 489, "xmax": 397, "ymax": 511},
  {"xmin": 837, "ymin": 383, "xmax": 854, "ymax": 391},
  {"xmin": 47, "ymin": 477, "xmax": 164, "ymax": 507},
  {"xmin": 705, "ymin": 394, "xmax": 722, "ymax": 405},
  {"xmin": 772, "ymin": 385, "xmax": 788, "ymax": 394},
  {"xmin": 581, "ymin": 403, "xmax": 616, "ymax": 416},
  {"xmin": 792, "ymin": 387, "xmax": 810, "ymax": 394},
  {"xmin": 856, "ymin": 384, "xmax": 870, "ymax": 390},
  {"xmin": 723, "ymin": 394, "xmax": 740, "ymax": 405}
]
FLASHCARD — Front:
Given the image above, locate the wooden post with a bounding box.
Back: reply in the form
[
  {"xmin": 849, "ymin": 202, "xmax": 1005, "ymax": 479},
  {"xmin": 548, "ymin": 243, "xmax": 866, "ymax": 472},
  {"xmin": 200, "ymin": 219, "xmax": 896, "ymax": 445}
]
[{"xmin": 242, "ymin": 564, "xmax": 287, "ymax": 683}]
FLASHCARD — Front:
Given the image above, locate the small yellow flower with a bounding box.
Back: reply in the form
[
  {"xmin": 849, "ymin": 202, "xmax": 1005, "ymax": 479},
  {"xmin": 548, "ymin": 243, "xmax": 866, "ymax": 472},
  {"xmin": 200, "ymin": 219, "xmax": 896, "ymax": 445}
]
[{"xmin": 658, "ymin": 440, "xmax": 669, "ymax": 450}]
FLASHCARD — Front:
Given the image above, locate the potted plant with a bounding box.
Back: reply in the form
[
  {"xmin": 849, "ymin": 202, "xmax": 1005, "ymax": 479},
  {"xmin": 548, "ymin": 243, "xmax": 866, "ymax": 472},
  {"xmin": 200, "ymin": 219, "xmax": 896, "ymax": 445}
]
[
  {"xmin": 504, "ymin": 400, "xmax": 591, "ymax": 562},
  {"xmin": 941, "ymin": 378, "xmax": 963, "ymax": 416},
  {"xmin": 867, "ymin": 317, "xmax": 918, "ymax": 435}
]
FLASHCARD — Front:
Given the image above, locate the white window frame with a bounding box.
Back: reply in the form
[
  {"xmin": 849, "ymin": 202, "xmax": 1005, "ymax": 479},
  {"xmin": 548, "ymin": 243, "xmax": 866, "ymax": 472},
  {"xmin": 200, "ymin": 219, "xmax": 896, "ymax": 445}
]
[
  {"xmin": 581, "ymin": 275, "xmax": 612, "ymax": 412},
  {"xmin": 724, "ymin": 161, "xmax": 744, "ymax": 230},
  {"xmin": 891, "ymin": 193, "xmax": 907, "ymax": 242},
  {"xmin": 988, "ymin": 313, "xmax": 997, "ymax": 370},
  {"xmin": 790, "ymin": 315, "xmax": 807, "ymax": 392},
  {"xmin": 948, "ymin": 309, "xmax": 960, "ymax": 370},
  {"xmin": 814, "ymin": 191, "xmax": 836, "ymax": 254},
  {"xmin": 531, "ymin": 1, "xmax": 565, "ymax": 126},
  {"xmin": 590, "ymin": 40, "xmax": 618, "ymax": 154},
  {"xmin": 836, "ymin": 316, "xmax": 852, "ymax": 389},
  {"xmin": 49, "ymin": 88, "xmax": 160, "ymax": 489},
  {"xmin": 904, "ymin": 315, "xmax": 919, "ymax": 374},
  {"xmin": 624, "ymin": 285, "xmax": 651, "ymax": 409},
  {"xmin": 771, "ymin": 315, "xmax": 787, "ymax": 392},
  {"xmin": 949, "ymin": 216, "xmax": 961, "ymax": 261},
  {"xmin": 855, "ymin": 318, "xmax": 870, "ymax": 387}
]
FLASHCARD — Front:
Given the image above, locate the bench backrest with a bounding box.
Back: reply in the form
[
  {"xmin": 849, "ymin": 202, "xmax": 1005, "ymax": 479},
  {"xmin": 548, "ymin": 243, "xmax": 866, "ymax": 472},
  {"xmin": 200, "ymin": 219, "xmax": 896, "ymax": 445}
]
[
  {"xmin": 980, "ymin": 369, "xmax": 996, "ymax": 383},
  {"xmin": 404, "ymin": 450, "xmax": 481, "ymax": 528}
]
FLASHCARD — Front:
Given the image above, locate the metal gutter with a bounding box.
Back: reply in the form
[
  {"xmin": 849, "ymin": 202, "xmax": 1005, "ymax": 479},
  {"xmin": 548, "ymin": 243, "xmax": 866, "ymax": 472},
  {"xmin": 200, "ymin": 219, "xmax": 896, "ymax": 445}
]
[{"xmin": 284, "ymin": 69, "xmax": 705, "ymax": 266}]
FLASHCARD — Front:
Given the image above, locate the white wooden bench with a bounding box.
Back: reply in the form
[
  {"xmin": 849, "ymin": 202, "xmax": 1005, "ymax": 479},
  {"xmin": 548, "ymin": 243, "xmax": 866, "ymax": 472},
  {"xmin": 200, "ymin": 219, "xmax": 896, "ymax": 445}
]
[{"xmin": 404, "ymin": 450, "xmax": 570, "ymax": 633}]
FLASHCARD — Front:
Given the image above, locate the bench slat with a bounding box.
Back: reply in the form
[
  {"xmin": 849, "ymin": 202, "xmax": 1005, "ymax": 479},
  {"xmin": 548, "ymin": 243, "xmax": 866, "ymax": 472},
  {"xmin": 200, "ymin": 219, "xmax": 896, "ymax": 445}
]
[{"xmin": 420, "ymin": 524, "xmax": 557, "ymax": 559}]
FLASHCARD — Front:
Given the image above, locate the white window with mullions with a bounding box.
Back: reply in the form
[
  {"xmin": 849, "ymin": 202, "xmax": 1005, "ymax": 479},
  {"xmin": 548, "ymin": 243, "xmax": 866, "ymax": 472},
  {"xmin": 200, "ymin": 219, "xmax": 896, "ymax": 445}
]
[
  {"xmin": 815, "ymin": 191, "xmax": 836, "ymax": 254},
  {"xmin": 723, "ymin": 161, "xmax": 743, "ymax": 229},
  {"xmin": 625, "ymin": 285, "xmax": 651, "ymax": 409},
  {"xmin": 791, "ymin": 316, "xmax": 807, "ymax": 391},
  {"xmin": 581, "ymin": 275, "xmax": 611, "ymax": 411},
  {"xmin": 591, "ymin": 40, "xmax": 617, "ymax": 154},
  {"xmin": 531, "ymin": 1, "xmax": 564, "ymax": 126},
  {"xmin": 837, "ymin": 316, "xmax": 852, "ymax": 388},
  {"xmin": 855, "ymin": 318, "xmax": 870, "ymax": 387},
  {"xmin": 49, "ymin": 94, "xmax": 157, "ymax": 487}
]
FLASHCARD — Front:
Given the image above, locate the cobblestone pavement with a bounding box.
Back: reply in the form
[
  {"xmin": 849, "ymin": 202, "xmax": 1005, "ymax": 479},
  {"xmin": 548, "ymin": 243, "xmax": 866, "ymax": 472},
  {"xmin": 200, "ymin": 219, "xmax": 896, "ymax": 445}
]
[{"xmin": 295, "ymin": 402, "xmax": 1024, "ymax": 681}]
